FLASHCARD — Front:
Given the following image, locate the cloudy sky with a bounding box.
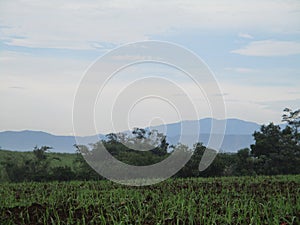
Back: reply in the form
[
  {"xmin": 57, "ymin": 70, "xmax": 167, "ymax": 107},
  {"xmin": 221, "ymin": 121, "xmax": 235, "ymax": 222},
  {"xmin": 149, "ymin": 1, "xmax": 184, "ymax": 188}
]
[{"xmin": 0, "ymin": 0, "xmax": 299, "ymax": 136}]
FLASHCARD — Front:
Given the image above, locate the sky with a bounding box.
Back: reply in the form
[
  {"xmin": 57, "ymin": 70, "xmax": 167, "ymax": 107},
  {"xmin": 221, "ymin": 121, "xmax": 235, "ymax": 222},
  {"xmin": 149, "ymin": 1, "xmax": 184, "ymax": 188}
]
[{"xmin": 0, "ymin": 0, "xmax": 300, "ymax": 136}]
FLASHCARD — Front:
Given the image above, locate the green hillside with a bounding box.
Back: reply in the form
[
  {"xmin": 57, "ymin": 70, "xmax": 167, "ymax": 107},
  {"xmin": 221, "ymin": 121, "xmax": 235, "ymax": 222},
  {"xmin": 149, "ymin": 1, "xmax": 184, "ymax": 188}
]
[{"xmin": 0, "ymin": 149, "xmax": 77, "ymax": 182}]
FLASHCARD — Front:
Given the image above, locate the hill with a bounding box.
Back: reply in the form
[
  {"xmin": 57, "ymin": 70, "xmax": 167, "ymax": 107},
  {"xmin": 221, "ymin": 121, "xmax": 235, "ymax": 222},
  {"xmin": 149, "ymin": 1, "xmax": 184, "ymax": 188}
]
[{"xmin": 0, "ymin": 118, "xmax": 280, "ymax": 153}]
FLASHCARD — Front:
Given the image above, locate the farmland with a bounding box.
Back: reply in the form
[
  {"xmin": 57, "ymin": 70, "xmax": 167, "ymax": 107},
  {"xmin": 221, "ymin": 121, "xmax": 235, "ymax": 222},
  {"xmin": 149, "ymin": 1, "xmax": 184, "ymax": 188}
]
[{"xmin": 1, "ymin": 175, "xmax": 299, "ymax": 225}]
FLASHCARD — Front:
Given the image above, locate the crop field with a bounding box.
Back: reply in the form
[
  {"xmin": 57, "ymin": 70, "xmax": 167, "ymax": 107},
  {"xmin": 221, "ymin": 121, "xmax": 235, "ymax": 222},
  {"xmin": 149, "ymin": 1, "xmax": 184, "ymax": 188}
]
[{"xmin": 0, "ymin": 175, "xmax": 299, "ymax": 225}]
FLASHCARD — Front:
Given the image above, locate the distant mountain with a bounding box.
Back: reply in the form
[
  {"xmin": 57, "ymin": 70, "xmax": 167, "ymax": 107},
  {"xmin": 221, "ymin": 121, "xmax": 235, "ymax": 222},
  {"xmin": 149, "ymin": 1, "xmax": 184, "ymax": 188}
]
[
  {"xmin": 150, "ymin": 118, "xmax": 261, "ymax": 152},
  {"xmin": 0, "ymin": 118, "xmax": 283, "ymax": 153},
  {"xmin": 151, "ymin": 118, "xmax": 260, "ymax": 135},
  {"xmin": 0, "ymin": 130, "xmax": 103, "ymax": 153}
]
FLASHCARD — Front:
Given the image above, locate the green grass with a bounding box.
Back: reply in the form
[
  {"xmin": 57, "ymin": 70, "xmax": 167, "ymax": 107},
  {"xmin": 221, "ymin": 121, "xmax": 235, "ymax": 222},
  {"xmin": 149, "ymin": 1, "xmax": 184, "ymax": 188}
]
[
  {"xmin": 0, "ymin": 149, "xmax": 77, "ymax": 181},
  {"xmin": 0, "ymin": 149, "xmax": 76, "ymax": 166},
  {"xmin": 0, "ymin": 175, "xmax": 299, "ymax": 224}
]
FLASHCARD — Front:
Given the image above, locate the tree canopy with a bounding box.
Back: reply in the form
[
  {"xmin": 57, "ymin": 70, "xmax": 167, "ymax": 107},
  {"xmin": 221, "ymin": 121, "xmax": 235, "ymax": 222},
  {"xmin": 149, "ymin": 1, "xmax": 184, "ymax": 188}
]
[{"xmin": 1, "ymin": 108, "xmax": 300, "ymax": 182}]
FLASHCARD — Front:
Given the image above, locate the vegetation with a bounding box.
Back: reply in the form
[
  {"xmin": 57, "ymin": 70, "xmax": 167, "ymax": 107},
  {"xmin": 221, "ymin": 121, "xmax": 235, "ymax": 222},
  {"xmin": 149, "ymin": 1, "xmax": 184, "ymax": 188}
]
[
  {"xmin": 0, "ymin": 108, "xmax": 299, "ymax": 224},
  {"xmin": 0, "ymin": 175, "xmax": 299, "ymax": 225},
  {"xmin": 0, "ymin": 146, "xmax": 101, "ymax": 182},
  {"xmin": 1, "ymin": 109, "xmax": 299, "ymax": 182}
]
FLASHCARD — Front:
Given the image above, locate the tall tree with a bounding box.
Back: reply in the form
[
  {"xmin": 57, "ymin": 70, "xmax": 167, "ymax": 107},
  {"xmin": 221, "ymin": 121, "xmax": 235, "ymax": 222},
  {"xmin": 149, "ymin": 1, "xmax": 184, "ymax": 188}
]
[
  {"xmin": 251, "ymin": 122, "xmax": 300, "ymax": 175},
  {"xmin": 234, "ymin": 148, "xmax": 255, "ymax": 176},
  {"xmin": 282, "ymin": 108, "xmax": 300, "ymax": 144}
]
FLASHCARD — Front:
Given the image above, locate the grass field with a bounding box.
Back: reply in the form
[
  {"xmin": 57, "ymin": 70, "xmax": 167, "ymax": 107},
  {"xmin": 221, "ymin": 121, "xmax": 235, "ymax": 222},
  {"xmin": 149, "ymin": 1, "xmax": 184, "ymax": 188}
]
[{"xmin": 0, "ymin": 175, "xmax": 299, "ymax": 225}]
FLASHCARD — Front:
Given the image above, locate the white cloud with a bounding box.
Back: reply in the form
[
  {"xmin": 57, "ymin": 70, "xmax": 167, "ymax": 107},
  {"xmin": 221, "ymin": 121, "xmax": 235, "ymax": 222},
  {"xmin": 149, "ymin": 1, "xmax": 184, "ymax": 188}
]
[
  {"xmin": 0, "ymin": 50, "xmax": 90, "ymax": 135},
  {"xmin": 0, "ymin": 51, "xmax": 89, "ymax": 82},
  {"xmin": 0, "ymin": 0, "xmax": 299, "ymax": 49},
  {"xmin": 221, "ymin": 82, "xmax": 300, "ymax": 124},
  {"xmin": 1, "ymin": 0, "xmax": 300, "ymax": 134},
  {"xmin": 238, "ymin": 32, "xmax": 254, "ymax": 39},
  {"xmin": 231, "ymin": 40, "xmax": 300, "ymax": 56}
]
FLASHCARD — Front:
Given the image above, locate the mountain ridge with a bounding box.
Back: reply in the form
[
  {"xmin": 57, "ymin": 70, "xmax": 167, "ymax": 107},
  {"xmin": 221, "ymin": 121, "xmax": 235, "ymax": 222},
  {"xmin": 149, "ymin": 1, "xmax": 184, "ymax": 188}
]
[{"xmin": 0, "ymin": 118, "xmax": 285, "ymax": 153}]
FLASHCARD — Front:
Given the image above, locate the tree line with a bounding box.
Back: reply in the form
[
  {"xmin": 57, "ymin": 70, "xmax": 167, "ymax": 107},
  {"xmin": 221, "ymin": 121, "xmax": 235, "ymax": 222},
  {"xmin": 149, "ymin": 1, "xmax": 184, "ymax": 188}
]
[{"xmin": 1, "ymin": 108, "xmax": 299, "ymax": 182}]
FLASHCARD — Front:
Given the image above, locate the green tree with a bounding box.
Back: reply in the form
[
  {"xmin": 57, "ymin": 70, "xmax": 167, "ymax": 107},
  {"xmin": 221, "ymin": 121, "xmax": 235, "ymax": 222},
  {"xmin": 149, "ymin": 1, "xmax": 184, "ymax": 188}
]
[
  {"xmin": 73, "ymin": 144, "xmax": 102, "ymax": 180},
  {"xmin": 103, "ymin": 129, "xmax": 169, "ymax": 165},
  {"xmin": 50, "ymin": 166, "xmax": 76, "ymax": 181},
  {"xmin": 2, "ymin": 146, "xmax": 53, "ymax": 182},
  {"xmin": 1, "ymin": 158, "xmax": 27, "ymax": 182},
  {"xmin": 251, "ymin": 123, "xmax": 300, "ymax": 175},
  {"xmin": 176, "ymin": 142, "xmax": 205, "ymax": 177},
  {"xmin": 29, "ymin": 146, "xmax": 53, "ymax": 181},
  {"xmin": 282, "ymin": 108, "xmax": 300, "ymax": 144},
  {"xmin": 234, "ymin": 148, "xmax": 255, "ymax": 176}
]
